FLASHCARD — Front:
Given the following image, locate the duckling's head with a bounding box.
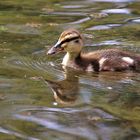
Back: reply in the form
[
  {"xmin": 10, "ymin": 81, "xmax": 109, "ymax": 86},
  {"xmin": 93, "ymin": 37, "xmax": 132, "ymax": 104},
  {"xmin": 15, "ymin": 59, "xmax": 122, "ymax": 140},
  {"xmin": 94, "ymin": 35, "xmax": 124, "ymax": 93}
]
[{"xmin": 47, "ymin": 29, "xmax": 83, "ymax": 55}]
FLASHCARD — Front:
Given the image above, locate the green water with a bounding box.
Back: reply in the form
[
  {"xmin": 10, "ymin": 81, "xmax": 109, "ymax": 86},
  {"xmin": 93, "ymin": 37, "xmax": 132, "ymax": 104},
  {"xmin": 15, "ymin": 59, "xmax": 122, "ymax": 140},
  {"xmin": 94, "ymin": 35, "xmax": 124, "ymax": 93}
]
[{"xmin": 0, "ymin": 0, "xmax": 140, "ymax": 140}]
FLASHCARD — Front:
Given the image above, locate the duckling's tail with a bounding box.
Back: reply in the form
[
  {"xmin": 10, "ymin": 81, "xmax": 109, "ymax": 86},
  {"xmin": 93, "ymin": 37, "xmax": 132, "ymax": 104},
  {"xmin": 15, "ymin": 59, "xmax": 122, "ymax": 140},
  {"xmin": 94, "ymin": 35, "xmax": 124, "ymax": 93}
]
[{"xmin": 134, "ymin": 55, "xmax": 140, "ymax": 71}]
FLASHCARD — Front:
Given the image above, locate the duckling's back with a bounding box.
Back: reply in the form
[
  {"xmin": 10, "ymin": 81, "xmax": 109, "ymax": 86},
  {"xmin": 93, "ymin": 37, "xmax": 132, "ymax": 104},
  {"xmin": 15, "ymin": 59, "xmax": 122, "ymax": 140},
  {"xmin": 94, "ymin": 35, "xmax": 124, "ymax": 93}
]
[{"xmin": 82, "ymin": 49, "xmax": 140, "ymax": 71}]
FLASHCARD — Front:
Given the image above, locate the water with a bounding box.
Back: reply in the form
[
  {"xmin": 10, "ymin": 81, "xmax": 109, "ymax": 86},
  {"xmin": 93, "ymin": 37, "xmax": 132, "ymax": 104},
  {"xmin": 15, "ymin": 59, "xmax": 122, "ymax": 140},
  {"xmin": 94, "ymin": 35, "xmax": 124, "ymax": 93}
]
[{"xmin": 0, "ymin": 0, "xmax": 140, "ymax": 139}]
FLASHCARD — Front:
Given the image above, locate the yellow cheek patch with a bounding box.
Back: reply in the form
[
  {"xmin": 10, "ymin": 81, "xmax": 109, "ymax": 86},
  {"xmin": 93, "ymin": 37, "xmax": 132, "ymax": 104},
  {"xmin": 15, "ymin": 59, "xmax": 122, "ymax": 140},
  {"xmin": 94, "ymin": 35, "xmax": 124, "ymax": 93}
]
[{"xmin": 61, "ymin": 43, "xmax": 67, "ymax": 48}]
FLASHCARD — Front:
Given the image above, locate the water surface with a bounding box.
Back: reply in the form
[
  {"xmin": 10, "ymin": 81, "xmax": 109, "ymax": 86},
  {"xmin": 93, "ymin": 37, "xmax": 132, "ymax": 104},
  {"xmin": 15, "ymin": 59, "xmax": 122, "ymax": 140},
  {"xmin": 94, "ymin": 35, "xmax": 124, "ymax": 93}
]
[{"xmin": 0, "ymin": 0, "xmax": 140, "ymax": 140}]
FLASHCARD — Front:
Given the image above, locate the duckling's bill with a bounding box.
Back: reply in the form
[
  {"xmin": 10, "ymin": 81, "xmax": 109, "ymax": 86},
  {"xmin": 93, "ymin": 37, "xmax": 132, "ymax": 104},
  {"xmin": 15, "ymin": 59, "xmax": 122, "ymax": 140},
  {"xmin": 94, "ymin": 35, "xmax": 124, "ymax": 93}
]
[{"xmin": 47, "ymin": 41, "xmax": 64, "ymax": 55}]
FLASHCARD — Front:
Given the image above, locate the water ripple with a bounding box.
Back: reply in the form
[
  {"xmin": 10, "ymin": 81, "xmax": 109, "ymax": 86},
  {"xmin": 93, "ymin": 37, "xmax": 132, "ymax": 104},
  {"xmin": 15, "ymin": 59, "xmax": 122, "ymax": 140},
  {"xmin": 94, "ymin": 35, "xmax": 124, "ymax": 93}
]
[
  {"xmin": 14, "ymin": 107, "xmax": 120, "ymax": 140},
  {"xmin": 86, "ymin": 39, "xmax": 122, "ymax": 47},
  {"xmin": 68, "ymin": 17, "xmax": 90, "ymax": 24},
  {"xmin": 4, "ymin": 56, "xmax": 64, "ymax": 79},
  {"xmin": 102, "ymin": 8, "xmax": 131, "ymax": 14},
  {"xmin": 4, "ymin": 24, "xmax": 41, "ymax": 35},
  {"xmin": 89, "ymin": 0, "xmax": 135, "ymax": 2},
  {"xmin": 125, "ymin": 17, "xmax": 140, "ymax": 23},
  {"xmin": 0, "ymin": 126, "xmax": 39, "ymax": 140},
  {"xmin": 86, "ymin": 24, "xmax": 121, "ymax": 30},
  {"xmin": 62, "ymin": 5, "xmax": 86, "ymax": 9},
  {"xmin": 48, "ymin": 12, "xmax": 87, "ymax": 16}
]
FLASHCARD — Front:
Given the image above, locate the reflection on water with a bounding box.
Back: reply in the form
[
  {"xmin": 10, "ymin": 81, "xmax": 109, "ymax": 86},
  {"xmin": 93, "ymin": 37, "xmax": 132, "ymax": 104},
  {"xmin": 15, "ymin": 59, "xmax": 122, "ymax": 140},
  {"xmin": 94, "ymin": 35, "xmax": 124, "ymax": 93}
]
[
  {"xmin": 45, "ymin": 68, "xmax": 79, "ymax": 105},
  {"xmin": 86, "ymin": 24, "xmax": 121, "ymax": 30},
  {"xmin": 0, "ymin": 0, "xmax": 140, "ymax": 139},
  {"xmin": 13, "ymin": 106, "xmax": 139, "ymax": 140},
  {"xmin": 0, "ymin": 126, "xmax": 39, "ymax": 140},
  {"xmin": 102, "ymin": 8, "xmax": 131, "ymax": 14},
  {"xmin": 90, "ymin": 0, "xmax": 134, "ymax": 2}
]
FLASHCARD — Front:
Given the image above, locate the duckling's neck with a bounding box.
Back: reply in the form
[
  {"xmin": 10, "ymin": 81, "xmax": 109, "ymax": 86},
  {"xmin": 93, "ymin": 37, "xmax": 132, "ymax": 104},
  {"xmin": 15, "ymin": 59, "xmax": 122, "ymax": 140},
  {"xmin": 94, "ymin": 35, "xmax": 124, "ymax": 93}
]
[{"xmin": 62, "ymin": 52, "xmax": 81, "ymax": 66}]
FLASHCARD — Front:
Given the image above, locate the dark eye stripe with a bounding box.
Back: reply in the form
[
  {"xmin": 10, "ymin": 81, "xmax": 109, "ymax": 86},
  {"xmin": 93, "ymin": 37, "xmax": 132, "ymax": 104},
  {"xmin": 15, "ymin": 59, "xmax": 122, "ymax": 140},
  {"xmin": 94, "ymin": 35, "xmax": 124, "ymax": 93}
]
[{"xmin": 59, "ymin": 36, "xmax": 80, "ymax": 47}]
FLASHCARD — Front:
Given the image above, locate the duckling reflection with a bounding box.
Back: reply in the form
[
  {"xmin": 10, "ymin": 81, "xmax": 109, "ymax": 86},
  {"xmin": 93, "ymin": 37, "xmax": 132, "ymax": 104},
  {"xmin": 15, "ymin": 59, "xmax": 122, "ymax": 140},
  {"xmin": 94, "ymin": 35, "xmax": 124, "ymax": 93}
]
[{"xmin": 45, "ymin": 68, "xmax": 79, "ymax": 105}]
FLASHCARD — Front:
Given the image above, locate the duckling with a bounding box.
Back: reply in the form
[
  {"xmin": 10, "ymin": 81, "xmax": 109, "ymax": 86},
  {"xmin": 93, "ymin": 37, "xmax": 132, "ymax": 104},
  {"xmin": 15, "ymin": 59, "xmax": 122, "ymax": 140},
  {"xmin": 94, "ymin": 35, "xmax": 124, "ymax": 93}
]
[{"xmin": 47, "ymin": 29, "xmax": 140, "ymax": 72}]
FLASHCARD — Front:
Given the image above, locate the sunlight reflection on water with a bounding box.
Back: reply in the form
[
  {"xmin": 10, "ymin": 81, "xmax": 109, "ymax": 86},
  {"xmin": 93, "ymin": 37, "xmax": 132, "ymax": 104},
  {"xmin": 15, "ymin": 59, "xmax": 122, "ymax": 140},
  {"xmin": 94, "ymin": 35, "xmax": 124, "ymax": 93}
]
[{"xmin": 102, "ymin": 8, "xmax": 131, "ymax": 14}]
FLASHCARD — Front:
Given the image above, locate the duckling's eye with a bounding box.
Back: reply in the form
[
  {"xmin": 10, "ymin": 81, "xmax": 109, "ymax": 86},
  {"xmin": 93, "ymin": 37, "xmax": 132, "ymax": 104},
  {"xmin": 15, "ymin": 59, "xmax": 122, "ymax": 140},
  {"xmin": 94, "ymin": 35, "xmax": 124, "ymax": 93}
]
[{"xmin": 74, "ymin": 39, "xmax": 79, "ymax": 43}]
